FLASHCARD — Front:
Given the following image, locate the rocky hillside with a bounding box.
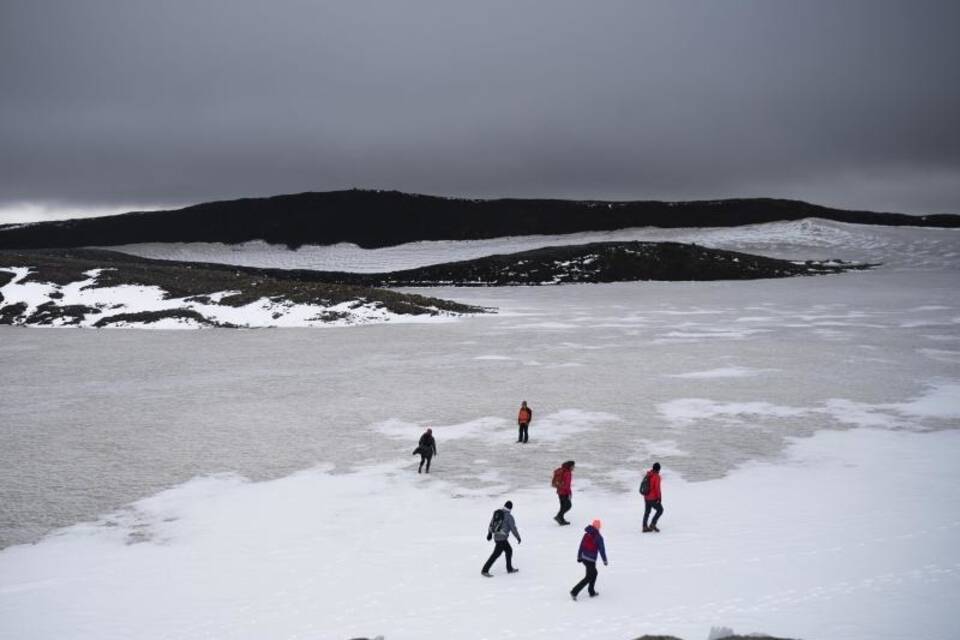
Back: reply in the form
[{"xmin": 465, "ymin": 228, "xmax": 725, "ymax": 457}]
[
  {"xmin": 306, "ymin": 241, "xmax": 873, "ymax": 286},
  {"xmin": 0, "ymin": 249, "xmax": 483, "ymax": 329},
  {"xmin": 0, "ymin": 190, "xmax": 956, "ymax": 250},
  {"xmin": 0, "ymin": 241, "xmax": 871, "ymax": 328}
]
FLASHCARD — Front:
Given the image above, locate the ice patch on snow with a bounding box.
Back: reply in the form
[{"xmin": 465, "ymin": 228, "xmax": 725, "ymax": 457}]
[
  {"xmin": 824, "ymin": 382, "xmax": 960, "ymax": 430},
  {"xmin": 505, "ymin": 321, "xmax": 578, "ymax": 330},
  {"xmin": 658, "ymin": 398, "xmax": 809, "ymax": 426},
  {"xmin": 375, "ymin": 410, "xmax": 617, "ymax": 445},
  {"xmin": 375, "ymin": 417, "xmax": 508, "ymax": 442},
  {"xmin": 922, "ymin": 334, "xmax": 960, "ymax": 342},
  {"xmin": 655, "ymin": 329, "xmax": 769, "ymax": 343},
  {"xmin": 665, "ymin": 367, "xmax": 772, "ymax": 379},
  {"xmin": 629, "ymin": 439, "xmax": 691, "ymax": 458},
  {"xmin": 917, "ymin": 348, "xmax": 960, "ymax": 364},
  {"xmin": 532, "ymin": 409, "xmax": 619, "ymax": 442},
  {"xmin": 661, "ymin": 383, "xmax": 960, "ymax": 432},
  {"xmin": 373, "ymin": 409, "xmax": 620, "ymax": 449},
  {"xmin": 889, "ymin": 382, "xmax": 960, "ymax": 419},
  {"xmin": 822, "ymin": 399, "xmax": 905, "ymax": 430}
]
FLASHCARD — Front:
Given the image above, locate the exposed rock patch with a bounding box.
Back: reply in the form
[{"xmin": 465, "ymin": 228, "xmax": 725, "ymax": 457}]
[
  {"xmin": 312, "ymin": 241, "xmax": 874, "ymax": 286},
  {"xmin": 0, "ymin": 249, "xmax": 485, "ymax": 329}
]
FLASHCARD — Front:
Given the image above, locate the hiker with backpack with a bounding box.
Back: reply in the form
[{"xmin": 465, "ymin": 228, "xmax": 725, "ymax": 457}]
[
  {"xmin": 412, "ymin": 428, "xmax": 437, "ymax": 474},
  {"xmin": 640, "ymin": 462, "xmax": 664, "ymax": 532},
  {"xmin": 552, "ymin": 460, "xmax": 575, "ymax": 525},
  {"xmin": 570, "ymin": 519, "xmax": 607, "ymax": 600},
  {"xmin": 481, "ymin": 500, "xmax": 521, "ymax": 577},
  {"xmin": 517, "ymin": 400, "xmax": 533, "ymax": 443}
]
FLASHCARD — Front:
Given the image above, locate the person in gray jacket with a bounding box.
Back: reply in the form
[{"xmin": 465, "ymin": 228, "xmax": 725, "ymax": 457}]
[{"xmin": 481, "ymin": 500, "xmax": 521, "ymax": 577}]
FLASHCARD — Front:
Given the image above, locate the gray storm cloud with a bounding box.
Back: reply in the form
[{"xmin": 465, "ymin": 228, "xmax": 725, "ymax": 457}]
[{"xmin": 1, "ymin": 0, "xmax": 958, "ymax": 222}]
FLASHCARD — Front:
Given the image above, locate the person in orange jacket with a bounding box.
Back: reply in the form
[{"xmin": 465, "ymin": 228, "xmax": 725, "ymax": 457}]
[
  {"xmin": 517, "ymin": 401, "xmax": 533, "ymax": 443},
  {"xmin": 641, "ymin": 462, "xmax": 664, "ymax": 532}
]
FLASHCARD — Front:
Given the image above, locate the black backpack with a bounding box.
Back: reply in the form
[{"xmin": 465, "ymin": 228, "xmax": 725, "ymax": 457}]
[
  {"xmin": 639, "ymin": 472, "xmax": 651, "ymax": 496},
  {"xmin": 488, "ymin": 508, "xmax": 505, "ymax": 536}
]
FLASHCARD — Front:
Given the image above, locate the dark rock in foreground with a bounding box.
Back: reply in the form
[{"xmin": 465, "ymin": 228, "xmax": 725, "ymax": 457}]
[{"xmin": 0, "ymin": 249, "xmax": 484, "ymax": 328}]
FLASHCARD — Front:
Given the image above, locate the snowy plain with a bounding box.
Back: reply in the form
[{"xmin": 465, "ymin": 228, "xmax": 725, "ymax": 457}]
[{"xmin": 1, "ymin": 219, "xmax": 959, "ymax": 639}]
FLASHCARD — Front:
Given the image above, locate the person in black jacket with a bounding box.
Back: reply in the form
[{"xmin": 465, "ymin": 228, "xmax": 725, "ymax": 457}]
[{"xmin": 413, "ymin": 428, "xmax": 437, "ymax": 473}]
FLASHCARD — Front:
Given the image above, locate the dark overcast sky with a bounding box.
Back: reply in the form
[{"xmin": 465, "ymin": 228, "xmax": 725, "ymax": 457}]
[{"xmin": 1, "ymin": 1, "xmax": 959, "ymax": 222}]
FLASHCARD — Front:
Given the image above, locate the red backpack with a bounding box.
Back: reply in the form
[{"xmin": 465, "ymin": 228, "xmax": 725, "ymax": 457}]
[
  {"xmin": 581, "ymin": 531, "xmax": 598, "ymax": 554},
  {"xmin": 551, "ymin": 466, "xmax": 564, "ymax": 489}
]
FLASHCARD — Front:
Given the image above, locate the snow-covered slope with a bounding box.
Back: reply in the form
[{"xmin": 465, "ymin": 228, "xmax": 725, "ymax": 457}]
[
  {"xmin": 106, "ymin": 218, "xmax": 960, "ymax": 272},
  {"xmin": 0, "ymin": 267, "xmax": 464, "ymax": 329},
  {"xmin": 0, "ymin": 427, "xmax": 956, "ymax": 640}
]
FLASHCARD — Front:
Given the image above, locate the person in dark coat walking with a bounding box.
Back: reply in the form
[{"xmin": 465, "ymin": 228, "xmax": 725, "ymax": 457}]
[
  {"xmin": 641, "ymin": 462, "xmax": 664, "ymax": 532},
  {"xmin": 553, "ymin": 460, "xmax": 575, "ymax": 525},
  {"xmin": 517, "ymin": 400, "xmax": 533, "ymax": 443},
  {"xmin": 481, "ymin": 500, "xmax": 521, "ymax": 577},
  {"xmin": 413, "ymin": 428, "xmax": 437, "ymax": 473},
  {"xmin": 570, "ymin": 519, "xmax": 607, "ymax": 600}
]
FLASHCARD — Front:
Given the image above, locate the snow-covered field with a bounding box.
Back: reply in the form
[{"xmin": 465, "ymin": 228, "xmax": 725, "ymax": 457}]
[
  {"xmin": 1, "ymin": 428, "xmax": 957, "ymax": 640},
  {"xmin": 107, "ymin": 218, "xmax": 960, "ymax": 272},
  {"xmin": 1, "ymin": 220, "xmax": 959, "ymax": 639}
]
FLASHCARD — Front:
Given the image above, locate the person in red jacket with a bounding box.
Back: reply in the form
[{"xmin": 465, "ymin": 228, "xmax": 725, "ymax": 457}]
[
  {"xmin": 553, "ymin": 460, "xmax": 575, "ymax": 525},
  {"xmin": 641, "ymin": 462, "xmax": 663, "ymax": 532},
  {"xmin": 517, "ymin": 401, "xmax": 533, "ymax": 443}
]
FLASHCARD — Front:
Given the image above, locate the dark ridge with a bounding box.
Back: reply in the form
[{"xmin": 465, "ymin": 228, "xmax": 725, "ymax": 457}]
[
  {"xmin": 0, "ymin": 190, "xmax": 956, "ymax": 250},
  {"xmin": 296, "ymin": 241, "xmax": 874, "ymax": 286}
]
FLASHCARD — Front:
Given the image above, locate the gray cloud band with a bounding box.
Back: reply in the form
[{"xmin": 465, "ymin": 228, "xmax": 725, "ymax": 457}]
[{"xmin": 1, "ymin": 0, "xmax": 958, "ymax": 221}]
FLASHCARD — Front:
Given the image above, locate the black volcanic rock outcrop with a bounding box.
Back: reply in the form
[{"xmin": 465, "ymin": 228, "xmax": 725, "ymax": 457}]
[
  {"xmin": 302, "ymin": 241, "xmax": 872, "ymax": 286},
  {"xmin": 0, "ymin": 190, "xmax": 956, "ymax": 250},
  {"xmin": 0, "ymin": 249, "xmax": 484, "ymax": 328}
]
